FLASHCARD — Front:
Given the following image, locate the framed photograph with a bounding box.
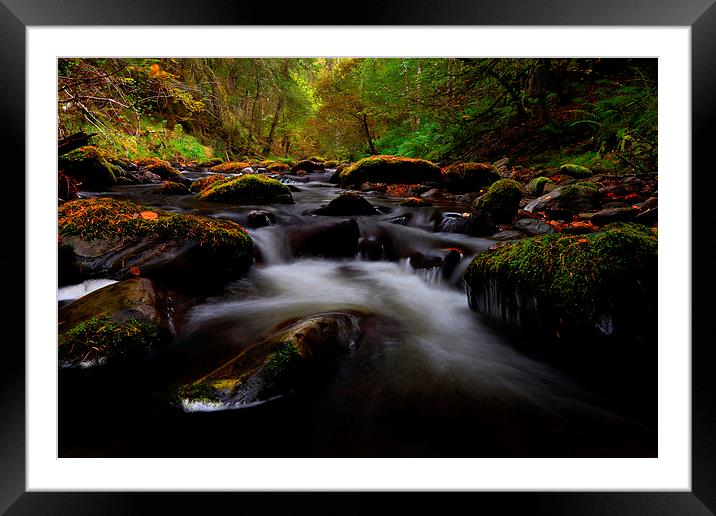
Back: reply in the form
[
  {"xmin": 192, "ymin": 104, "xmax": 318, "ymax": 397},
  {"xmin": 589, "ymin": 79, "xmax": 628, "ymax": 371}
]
[{"xmin": 3, "ymin": 0, "xmax": 713, "ymax": 513}]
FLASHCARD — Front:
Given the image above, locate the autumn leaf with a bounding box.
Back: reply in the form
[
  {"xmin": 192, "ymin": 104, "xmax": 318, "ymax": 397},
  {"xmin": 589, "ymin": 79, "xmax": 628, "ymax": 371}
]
[
  {"xmin": 140, "ymin": 211, "xmax": 158, "ymax": 220},
  {"xmin": 130, "ymin": 266, "xmax": 141, "ymax": 276},
  {"xmin": 150, "ymin": 63, "xmax": 160, "ymax": 75}
]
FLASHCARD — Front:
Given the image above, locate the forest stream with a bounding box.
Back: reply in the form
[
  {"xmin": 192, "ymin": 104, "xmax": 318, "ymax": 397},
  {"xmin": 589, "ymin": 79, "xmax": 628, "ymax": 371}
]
[{"xmin": 58, "ymin": 167, "xmax": 656, "ymax": 458}]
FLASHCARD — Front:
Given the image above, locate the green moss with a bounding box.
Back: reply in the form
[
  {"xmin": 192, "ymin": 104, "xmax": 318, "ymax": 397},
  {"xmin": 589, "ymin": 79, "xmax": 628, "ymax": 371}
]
[
  {"xmin": 473, "ymin": 179, "xmax": 523, "ymax": 223},
  {"xmin": 463, "ymin": 223, "xmax": 657, "ymax": 319},
  {"xmin": 189, "ymin": 174, "xmax": 230, "ymax": 193},
  {"xmin": 197, "ymin": 174, "xmax": 293, "ymax": 204},
  {"xmin": 209, "ymin": 161, "xmax": 252, "ymax": 173},
  {"xmin": 307, "ymin": 156, "xmax": 326, "ymax": 163},
  {"xmin": 323, "ymin": 160, "xmax": 339, "ymax": 168},
  {"xmin": 58, "ymin": 197, "xmax": 252, "ymax": 251},
  {"xmin": 58, "ymin": 146, "xmax": 121, "ymax": 190},
  {"xmin": 559, "ymin": 183, "xmax": 599, "ymax": 206},
  {"xmin": 442, "ymin": 162, "xmax": 500, "ymax": 193},
  {"xmin": 339, "ymin": 155, "xmax": 442, "ymax": 187},
  {"xmin": 177, "ymin": 378, "xmax": 242, "ymax": 404},
  {"xmin": 560, "ymin": 164, "xmax": 592, "ymax": 178},
  {"xmin": 526, "ymin": 176, "xmax": 554, "ymax": 196},
  {"xmin": 155, "ymin": 181, "xmax": 191, "ymax": 195},
  {"xmin": 135, "ymin": 157, "xmax": 184, "ymax": 181},
  {"xmin": 59, "ymin": 315, "xmax": 160, "ymax": 365},
  {"xmin": 264, "ymin": 341, "xmax": 302, "ymax": 379}
]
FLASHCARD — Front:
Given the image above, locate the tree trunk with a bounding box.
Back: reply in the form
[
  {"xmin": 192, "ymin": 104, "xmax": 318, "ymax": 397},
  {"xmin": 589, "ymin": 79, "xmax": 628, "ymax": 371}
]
[
  {"xmin": 262, "ymin": 95, "xmax": 283, "ymax": 155},
  {"xmin": 361, "ymin": 114, "xmax": 377, "ymax": 155}
]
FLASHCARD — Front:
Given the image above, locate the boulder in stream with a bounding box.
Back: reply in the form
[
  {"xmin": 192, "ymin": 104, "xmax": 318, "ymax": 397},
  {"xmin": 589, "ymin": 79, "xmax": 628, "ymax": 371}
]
[
  {"xmin": 58, "ymin": 278, "xmax": 179, "ymax": 368},
  {"xmin": 312, "ymin": 192, "xmax": 380, "ymax": 216},
  {"xmin": 472, "ymin": 179, "xmax": 523, "ymax": 224},
  {"xmin": 338, "ymin": 155, "xmax": 443, "ymax": 187},
  {"xmin": 58, "ymin": 198, "xmax": 253, "ymax": 289},
  {"xmin": 58, "ymin": 146, "xmax": 123, "ymax": 191},
  {"xmin": 176, "ymin": 312, "xmax": 362, "ymax": 410},
  {"xmin": 197, "ymin": 174, "xmax": 294, "ymax": 204},
  {"xmin": 463, "ymin": 222, "xmax": 657, "ymax": 343}
]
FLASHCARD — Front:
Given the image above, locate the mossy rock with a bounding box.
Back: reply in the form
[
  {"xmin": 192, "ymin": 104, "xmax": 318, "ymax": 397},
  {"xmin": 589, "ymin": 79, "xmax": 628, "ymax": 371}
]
[
  {"xmin": 306, "ymin": 156, "xmax": 326, "ymax": 163},
  {"xmin": 339, "ymin": 155, "xmax": 443, "ymax": 187},
  {"xmin": 209, "ymin": 161, "xmax": 252, "ymax": 173},
  {"xmin": 323, "ymin": 160, "xmax": 340, "ymax": 168},
  {"xmin": 58, "ymin": 198, "xmax": 253, "ymax": 287},
  {"xmin": 176, "ymin": 312, "xmax": 362, "ymax": 410},
  {"xmin": 257, "ymin": 160, "xmax": 291, "ymax": 173},
  {"xmin": 58, "ymin": 278, "xmax": 175, "ymax": 368},
  {"xmin": 472, "ymin": 179, "xmax": 523, "ymax": 224},
  {"xmin": 560, "ymin": 164, "xmax": 592, "ymax": 178},
  {"xmin": 197, "ymin": 175, "xmax": 294, "ymax": 204},
  {"xmin": 526, "ymin": 176, "xmax": 554, "ymax": 196},
  {"xmin": 442, "ymin": 162, "xmax": 500, "ymax": 193},
  {"xmin": 154, "ymin": 181, "xmax": 191, "ymax": 195},
  {"xmin": 399, "ymin": 197, "xmax": 432, "ymax": 207},
  {"xmin": 463, "ymin": 223, "xmax": 657, "ymax": 339},
  {"xmin": 58, "ymin": 146, "xmax": 122, "ymax": 191},
  {"xmin": 312, "ymin": 192, "xmax": 379, "ymax": 216},
  {"xmin": 135, "ymin": 157, "xmax": 185, "ymax": 183},
  {"xmin": 189, "ymin": 174, "xmax": 231, "ymax": 193}
]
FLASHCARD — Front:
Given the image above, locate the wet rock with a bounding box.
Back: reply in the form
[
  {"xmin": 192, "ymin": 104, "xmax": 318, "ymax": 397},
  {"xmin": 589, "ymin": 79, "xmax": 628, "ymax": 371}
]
[
  {"xmin": 472, "ymin": 179, "xmax": 523, "ymax": 224},
  {"xmin": 154, "ymin": 181, "xmax": 191, "ymax": 195},
  {"xmin": 590, "ymin": 207, "xmax": 639, "ymax": 226},
  {"xmin": 176, "ymin": 312, "xmax": 362, "ymax": 409},
  {"xmin": 58, "ymin": 198, "xmax": 253, "ymax": 290},
  {"xmin": 408, "ymin": 252, "xmax": 443, "ymax": 269},
  {"xmin": 490, "ymin": 230, "xmax": 523, "ymax": 241},
  {"xmin": 524, "ymin": 183, "xmax": 599, "ymax": 215},
  {"xmin": 339, "ymin": 155, "xmax": 443, "ymax": 187},
  {"xmin": 246, "ymin": 210, "xmax": 276, "ymax": 229},
  {"xmin": 58, "ymin": 146, "xmax": 122, "ymax": 191},
  {"xmin": 312, "ymin": 192, "xmax": 380, "ymax": 216},
  {"xmin": 360, "ymin": 182, "xmax": 388, "ymax": 193},
  {"xmin": 440, "ymin": 211, "xmax": 497, "ymax": 237},
  {"xmin": 197, "ymin": 175, "xmax": 294, "ymax": 204},
  {"xmin": 292, "ymin": 159, "xmax": 324, "ymax": 174},
  {"xmin": 358, "ymin": 236, "xmax": 384, "ymax": 261},
  {"xmin": 640, "ymin": 197, "xmax": 658, "ymax": 212},
  {"xmin": 514, "ymin": 218, "xmax": 555, "ymax": 236},
  {"xmin": 636, "ymin": 207, "xmax": 658, "ymax": 225},
  {"xmin": 288, "ymin": 219, "xmax": 361, "ymax": 259},
  {"xmin": 525, "ymin": 176, "xmax": 554, "ymax": 196},
  {"xmin": 420, "ymin": 188, "xmax": 443, "ymax": 200},
  {"xmin": 58, "ymin": 278, "xmax": 178, "ymax": 368},
  {"xmin": 463, "ymin": 223, "xmax": 657, "ymax": 343}
]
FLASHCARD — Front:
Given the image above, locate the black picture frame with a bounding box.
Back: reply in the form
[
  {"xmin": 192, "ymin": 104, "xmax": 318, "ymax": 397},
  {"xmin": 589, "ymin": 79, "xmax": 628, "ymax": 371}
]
[{"xmin": 2, "ymin": 1, "xmax": 713, "ymax": 514}]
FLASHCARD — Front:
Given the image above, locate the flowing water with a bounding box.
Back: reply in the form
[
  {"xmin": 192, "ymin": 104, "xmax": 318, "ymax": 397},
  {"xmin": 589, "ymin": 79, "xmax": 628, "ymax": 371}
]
[{"xmin": 59, "ymin": 169, "xmax": 656, "ymax": 457}]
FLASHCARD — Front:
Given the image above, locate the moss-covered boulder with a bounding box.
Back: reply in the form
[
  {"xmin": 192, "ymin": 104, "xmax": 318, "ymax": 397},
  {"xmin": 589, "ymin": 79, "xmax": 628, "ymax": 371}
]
[
  {"xmin": 209, "ymin": 161, "xmax": 252, "ymax": 173},
  {"xmin": 312, "ymin": 192, "xmax": 379, "ymax": 216},
  {"xmin": 58, "ymin": 198, "xmax": 253, "ymax": 289},
  {"xmin": 257, "ymin": 160, "xmax": 291, "ymax": 173},
  {"xmin": 524, "ymin": 182, "xmax": 599, "ymax": 216},
  {"xmin": 463, "ymin": 223, "xmax": 657, "ymax": 342},
  {"xmin": 559, "ymin": 164, "xmax": 592, "ymax": 178},
  {"xmin": 58, "ymin": 278, "xmax": 177, "ymax": 368},
  {"xmin": 58, "ymin": 146, "xmax": 123, "ymax": 191},
  {"xmin": 135, "ymin": 157, "xmax": 186, "ymax": 184},
  {"xmin": 443, "ymin": 162, "xmax": 500, "ymax": 193},
  {"xmin": 339, "ymin": 155, "xmax": 443, "ymax": 187},
  {"xmin": 472, "ymin": 179, "xmax": 523, "ymax": 224},
  {"xmin": 189, "ymin": 174, "xmax": 231, "ymax": 193},
  {"xmin": 177, "ymin": 312, "xmax": 362, "ymax": 410},
  {"xmin": 197, "ymin": 175, "xmax": 294, "ymax": 204},
  {"xmin": 154, "ymin": 181, "xmax": 191, "ymax": 195},
  {"xmin": 526, "ymin": 176, "xmax": 555, "ymax": 196}
]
